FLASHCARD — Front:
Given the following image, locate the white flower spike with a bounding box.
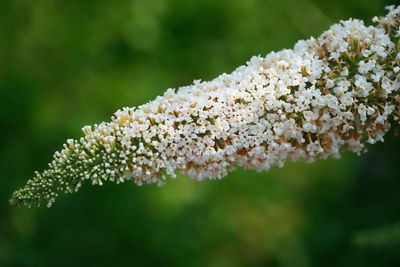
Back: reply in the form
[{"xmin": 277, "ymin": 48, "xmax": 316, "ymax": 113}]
[{"xmin": 11, "ymin": 6, "xmax": 400, "ymax": 207}]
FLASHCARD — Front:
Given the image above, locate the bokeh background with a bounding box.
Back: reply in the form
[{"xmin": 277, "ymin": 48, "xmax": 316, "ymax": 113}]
[{"xmin": 1, "ymin": 0, "xmax": 400, "ymax": 266}]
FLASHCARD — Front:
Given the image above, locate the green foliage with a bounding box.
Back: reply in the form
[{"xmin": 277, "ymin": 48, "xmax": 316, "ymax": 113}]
[
  {"xmin": 354, "ymin": 222, "xmax": 400, "ymax": 248},
  {"xmin": 0, "ymin": 0, "xmax": 399, "ymax": 266}
]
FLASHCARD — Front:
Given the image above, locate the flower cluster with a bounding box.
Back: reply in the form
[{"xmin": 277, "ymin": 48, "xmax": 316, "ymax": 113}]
[{"xmin": 11, "ymin": 6, "xmax": 400, "ymax": 207}]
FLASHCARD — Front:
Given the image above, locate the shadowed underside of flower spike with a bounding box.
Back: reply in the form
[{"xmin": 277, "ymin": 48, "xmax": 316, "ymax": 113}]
[{"xmin": 10, "ymin": 6, "xmax": 400, "ymax": 207}]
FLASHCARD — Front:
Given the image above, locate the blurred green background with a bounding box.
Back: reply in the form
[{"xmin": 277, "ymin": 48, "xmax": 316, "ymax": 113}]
[{"xmin": 1, "ymin": 0, "xmax": 400, "ymax": 266}]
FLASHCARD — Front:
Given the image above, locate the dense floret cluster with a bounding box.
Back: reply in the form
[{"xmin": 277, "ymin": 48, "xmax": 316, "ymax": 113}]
[{"xmin": 11, "ymin": 6, "xmax": 400, "ymax": 207}]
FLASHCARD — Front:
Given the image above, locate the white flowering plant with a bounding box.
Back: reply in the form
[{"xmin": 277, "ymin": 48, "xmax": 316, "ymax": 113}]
[{"xmin": 10, "ymin": 6, "xmax": 400, "ymax": 207}]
